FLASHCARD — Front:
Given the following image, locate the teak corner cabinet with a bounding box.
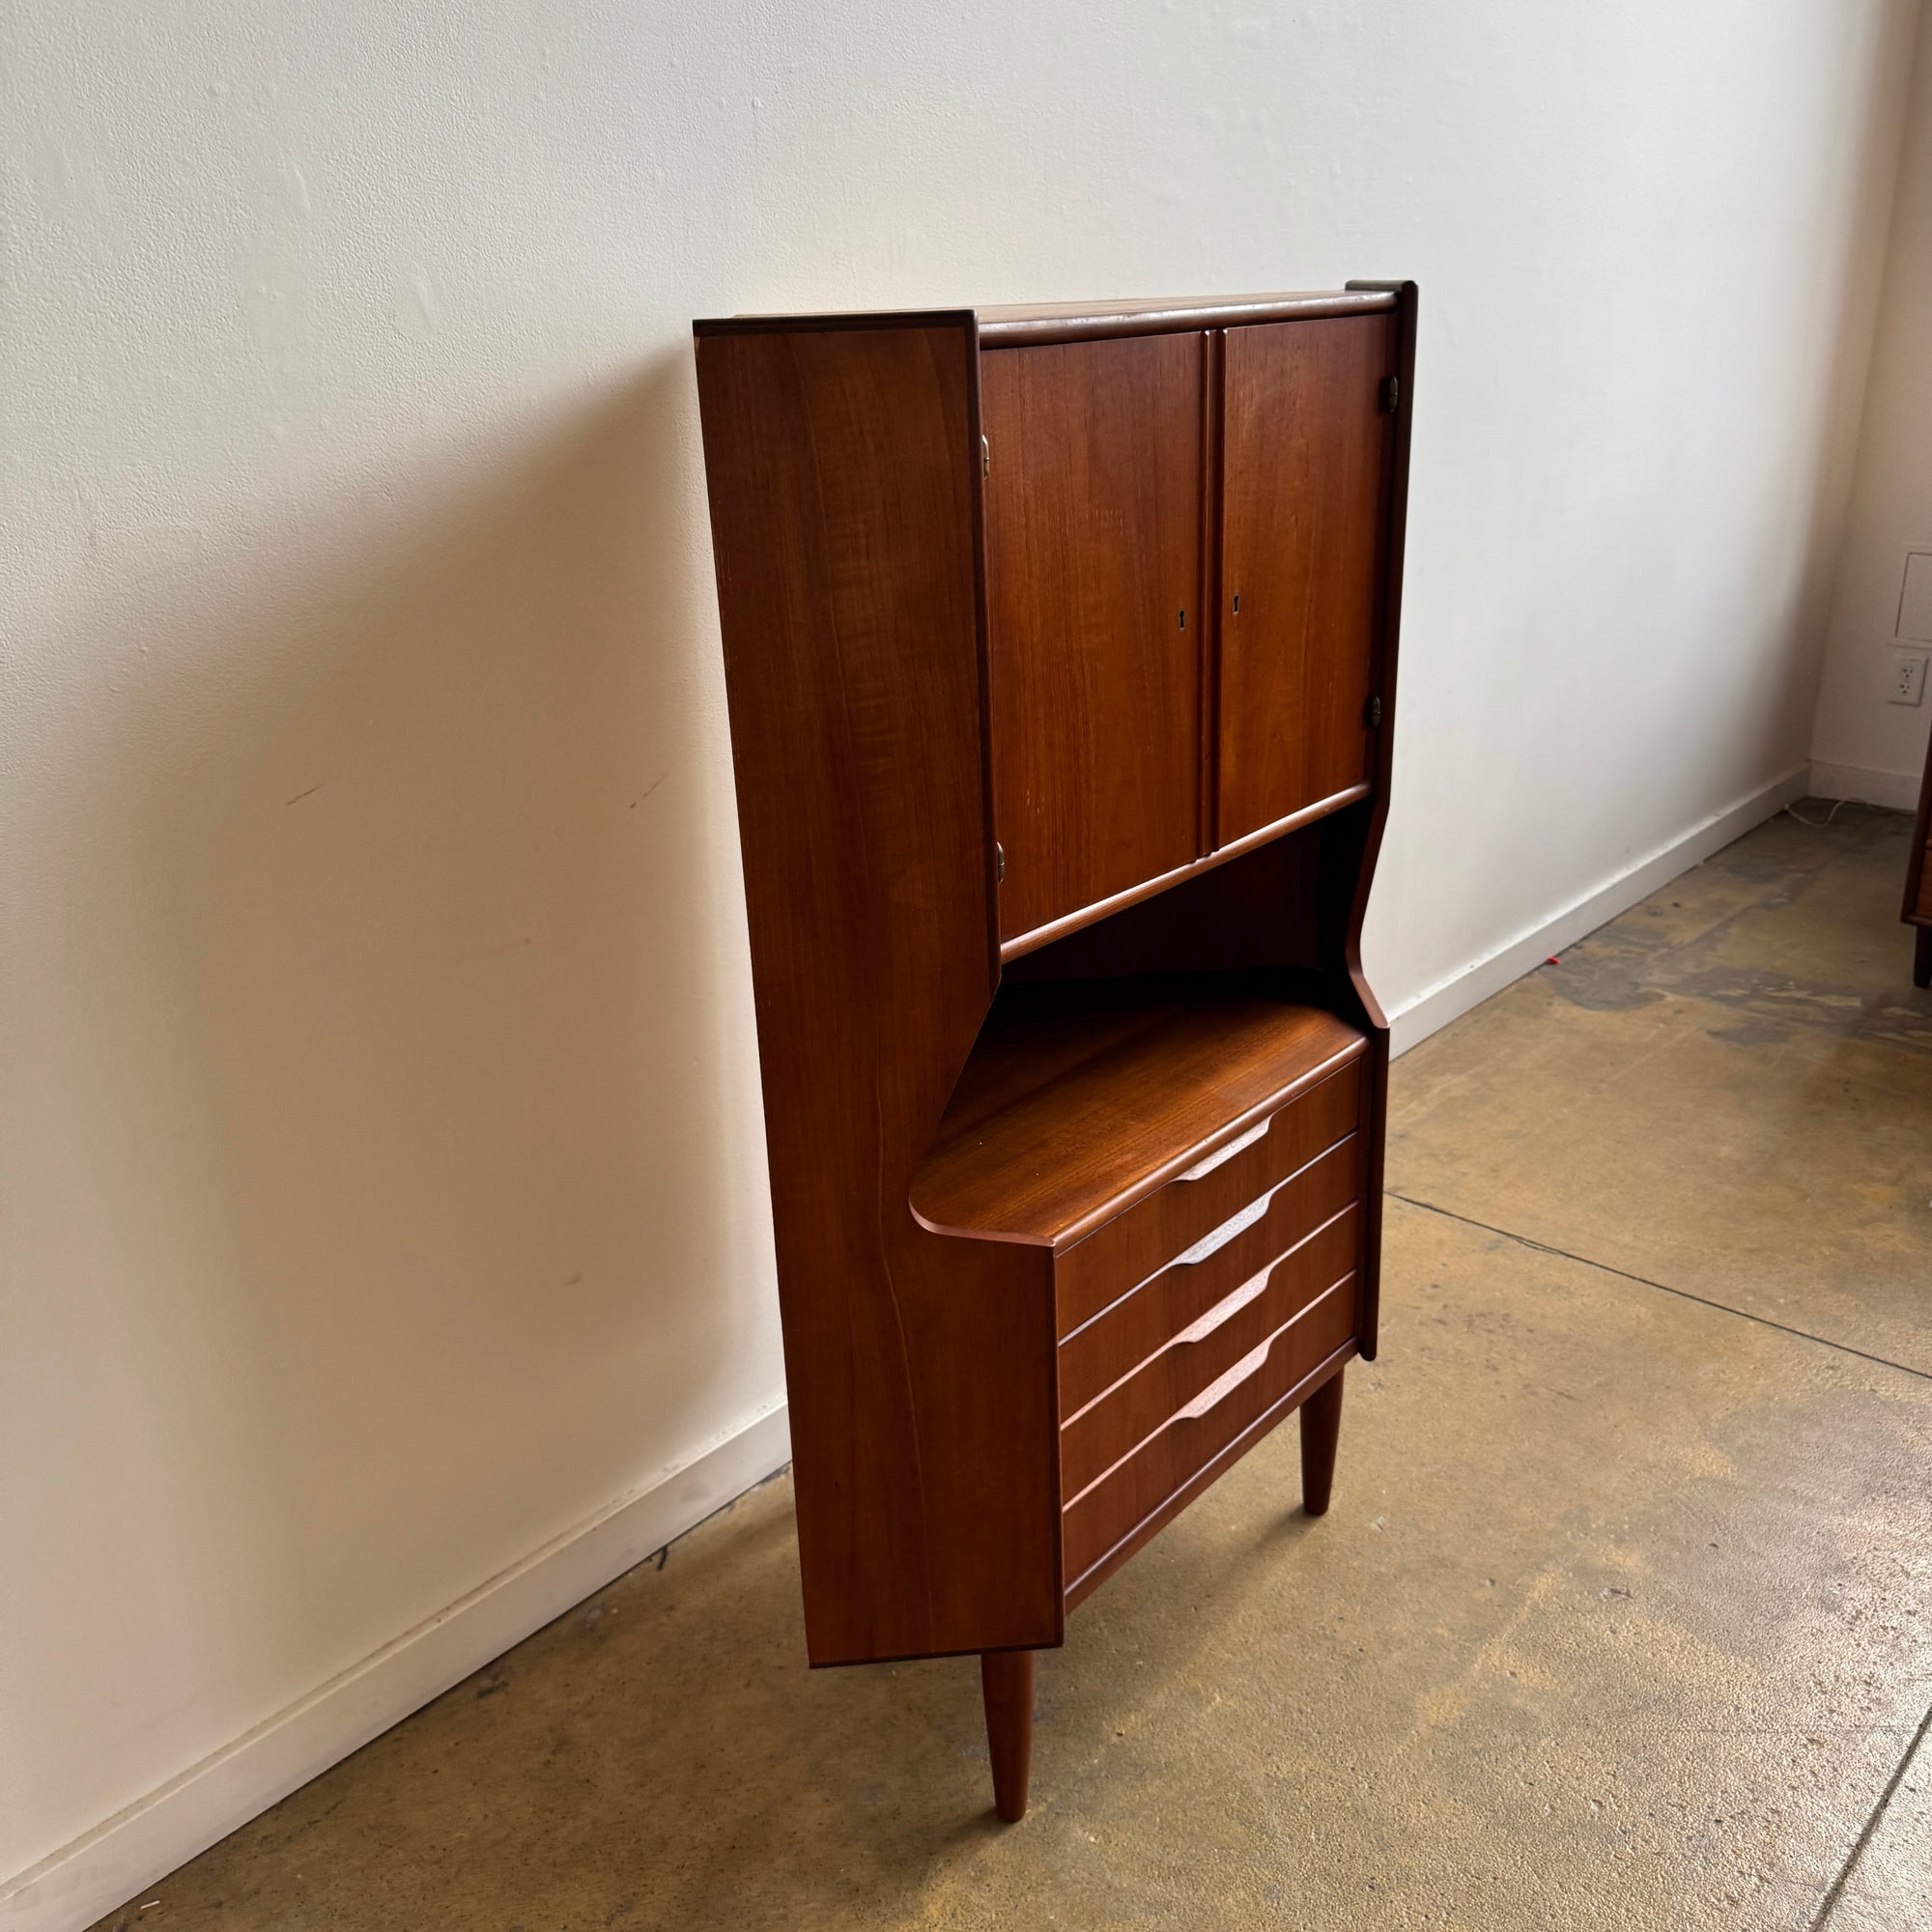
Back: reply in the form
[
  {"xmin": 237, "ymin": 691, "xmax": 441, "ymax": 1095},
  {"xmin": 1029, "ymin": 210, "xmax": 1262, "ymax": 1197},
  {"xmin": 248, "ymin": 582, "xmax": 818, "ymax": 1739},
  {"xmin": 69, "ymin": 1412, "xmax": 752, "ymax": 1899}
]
[
  {"xmin": 1907, "ymin": 729, "xmax": 1932, "ymax": 987},
  {"xmin": 694, "ymin": 285, "xmax": 1417, "ymax": 1821}
]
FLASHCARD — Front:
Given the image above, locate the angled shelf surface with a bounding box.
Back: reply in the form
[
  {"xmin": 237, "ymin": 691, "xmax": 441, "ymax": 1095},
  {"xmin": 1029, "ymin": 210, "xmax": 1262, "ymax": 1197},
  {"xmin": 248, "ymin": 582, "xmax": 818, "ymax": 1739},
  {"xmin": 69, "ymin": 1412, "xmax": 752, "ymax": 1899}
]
[{"xmin": 910, "ymin": 980, "xmax": 1367, "ymax": 1251}]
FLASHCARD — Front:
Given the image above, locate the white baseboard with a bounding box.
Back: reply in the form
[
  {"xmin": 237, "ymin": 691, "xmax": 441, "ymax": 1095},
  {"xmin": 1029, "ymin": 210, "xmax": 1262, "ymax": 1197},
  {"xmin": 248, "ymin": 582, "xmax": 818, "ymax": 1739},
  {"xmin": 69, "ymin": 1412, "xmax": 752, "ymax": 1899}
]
[
  {"xmin": 1386, "ymin": 764, "xmax": 1812, "ymax": 1057},
  {"xmin": 0, "ymin": 1403, "xmax": 792, "ymax": 1932},
  {"xmin": 1807, "ymin": 757, "xmax": 1924, "ymax": 810}
]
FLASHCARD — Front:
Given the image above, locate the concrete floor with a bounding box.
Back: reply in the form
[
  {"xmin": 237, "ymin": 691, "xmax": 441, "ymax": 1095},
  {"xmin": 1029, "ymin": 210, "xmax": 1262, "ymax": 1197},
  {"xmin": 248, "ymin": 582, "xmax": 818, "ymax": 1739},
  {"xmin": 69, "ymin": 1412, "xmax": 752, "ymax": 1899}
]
[{"xmin": 91, "ymin": 803, "xmax": 1932, "ymax": 1931}]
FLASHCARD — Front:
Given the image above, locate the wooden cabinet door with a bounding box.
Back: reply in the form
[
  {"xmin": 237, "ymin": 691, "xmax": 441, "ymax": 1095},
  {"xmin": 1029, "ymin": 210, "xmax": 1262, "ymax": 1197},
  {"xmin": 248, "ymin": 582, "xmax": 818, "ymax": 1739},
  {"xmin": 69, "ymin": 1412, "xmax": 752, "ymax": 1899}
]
[
  {"xmin": 981, "ymin": 334, "xmax": 1205, "ymax": 941},
  {"xmin": 1216, "ymin": 316, "xmax": 1395, "ymax": 844}
]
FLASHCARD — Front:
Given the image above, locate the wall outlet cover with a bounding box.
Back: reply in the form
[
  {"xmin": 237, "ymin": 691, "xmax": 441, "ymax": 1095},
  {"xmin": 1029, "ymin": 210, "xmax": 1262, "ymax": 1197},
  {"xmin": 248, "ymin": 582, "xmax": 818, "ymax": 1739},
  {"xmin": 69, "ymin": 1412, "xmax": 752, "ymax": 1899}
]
[{"xmin": 1888, "ymin": 650, "xmax": 1928, "ymax": 706}]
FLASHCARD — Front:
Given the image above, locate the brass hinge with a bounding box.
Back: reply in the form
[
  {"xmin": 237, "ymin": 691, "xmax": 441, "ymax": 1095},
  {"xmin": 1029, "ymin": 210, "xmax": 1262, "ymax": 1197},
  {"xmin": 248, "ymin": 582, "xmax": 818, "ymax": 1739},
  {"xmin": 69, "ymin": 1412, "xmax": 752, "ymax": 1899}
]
[
  {"xmin": 1378, "ymin": 376, "xmax": 1400, "ymax": 414},
  {"xmin": 981, "ymin": 434, "xmax": 990, "ymax": 476},
  {"xmin": 995, "ymin": 840, "xmax": 1005, "ymax": 882},
  {"xmin": 1365, "ymin": 695, "xmax": 1383, "ymax": 727}
]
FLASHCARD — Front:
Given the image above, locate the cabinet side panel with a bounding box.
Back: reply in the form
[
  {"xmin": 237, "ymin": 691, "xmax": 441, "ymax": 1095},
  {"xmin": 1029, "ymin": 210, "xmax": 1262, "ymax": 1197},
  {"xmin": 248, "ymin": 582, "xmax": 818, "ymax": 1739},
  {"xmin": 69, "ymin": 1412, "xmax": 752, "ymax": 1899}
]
[
  {"xmin": 695, "ymin": 324, "xmax": 1061, "ymax": 1662},
  {"xmin": 1337, "ymin": 278, "xmax": 1421, "ymax": 1361},
  {"xmin": 1907, "ymin": 739, "xmax": 1932, "ymax": 923}
]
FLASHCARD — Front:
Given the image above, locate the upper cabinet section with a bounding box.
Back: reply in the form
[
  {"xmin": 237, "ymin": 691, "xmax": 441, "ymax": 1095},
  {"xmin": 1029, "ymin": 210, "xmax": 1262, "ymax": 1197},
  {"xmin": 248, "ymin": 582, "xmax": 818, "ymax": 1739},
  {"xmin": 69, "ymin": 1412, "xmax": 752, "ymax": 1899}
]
[
  {"xmin": 694, "ymin": 289, "xmax": 1412, "ymax": 967},
  {"xmin": 981, "ymin": 335, "xmax": 1206, "ymax": 943},
  {"xmin": 1216, "ymin": 316, "xmax": 1396, "ymax": 844},
  {"xmin": 980, "ymin": 305, "xmax": 1399, "ymax": 948}
]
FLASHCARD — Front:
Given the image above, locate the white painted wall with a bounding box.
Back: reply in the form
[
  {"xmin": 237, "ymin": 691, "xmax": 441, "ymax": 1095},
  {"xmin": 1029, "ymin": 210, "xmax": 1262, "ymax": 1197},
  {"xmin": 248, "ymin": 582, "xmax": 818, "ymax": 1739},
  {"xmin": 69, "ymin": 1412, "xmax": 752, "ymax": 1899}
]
[
  {"xmin": 1812, "ymin": 9, "xmax": 1932, "ymax": 807},
  {"xmin": 1, "ymin": 0, "xmax": 1919, "ymax": 1919}
]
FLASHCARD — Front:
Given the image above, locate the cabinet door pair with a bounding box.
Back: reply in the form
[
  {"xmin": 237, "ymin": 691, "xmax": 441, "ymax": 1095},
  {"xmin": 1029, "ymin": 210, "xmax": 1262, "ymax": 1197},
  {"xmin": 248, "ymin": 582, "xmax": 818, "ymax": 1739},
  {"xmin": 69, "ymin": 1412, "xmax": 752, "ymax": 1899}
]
[{"xmin": 981, "ymin": 317, "xmax": 1397, "ymax": 944}]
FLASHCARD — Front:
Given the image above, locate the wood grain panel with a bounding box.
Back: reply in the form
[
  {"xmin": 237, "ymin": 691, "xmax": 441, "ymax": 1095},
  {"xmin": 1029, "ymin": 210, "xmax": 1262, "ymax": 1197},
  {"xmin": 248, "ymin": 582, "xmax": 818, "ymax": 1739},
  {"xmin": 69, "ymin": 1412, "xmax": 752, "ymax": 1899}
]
[
  {"xmin": 1063, "ymin": 1284, "xmax": 1357, "ymax": 1588},
  {"xmin": 1061, "ymin": 1205, "xmax": 1359, "ymax": 1495},
  {"xmin": 1217, "ymin": 315, "xmax": 1396, "ymax": 843},
  {"xmin": 910, "ymin": 985, "xmax": 1366, "ymax": 1249},
  {"xmin": 696, "ymin": 319, "xmax": 1062, "ymax": 1665},
  {"xmin": 1059, "ymin": 1150, "xmax": 1361, "ymax": 1415},
  {"xmin": 981, "ymin": 334, "xmax": 1206, "ymax": 937},
  {"xmin": 1908, "ymin": 724, "xmax": 1932, "ymax": 991},
  {"xmin": 1053, "ymin": 1058, "xmax": 1359, "ymax": 1336}
]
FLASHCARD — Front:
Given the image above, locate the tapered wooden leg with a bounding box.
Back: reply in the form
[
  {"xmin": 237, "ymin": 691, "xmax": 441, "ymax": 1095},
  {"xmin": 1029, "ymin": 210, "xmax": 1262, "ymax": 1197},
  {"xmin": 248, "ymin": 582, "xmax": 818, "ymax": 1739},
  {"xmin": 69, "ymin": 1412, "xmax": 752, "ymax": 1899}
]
[
  {"xmin": 1916, "ymin": 925, "xmax": 1931, "ymax": 990},
  {"xmin": 1299, "ymin": 1368, "xmax": 1345, "ymax": 1517},
  {"xmin": 980, "ymin": 1649, "xmax": 1035, "ymax": 1822}
]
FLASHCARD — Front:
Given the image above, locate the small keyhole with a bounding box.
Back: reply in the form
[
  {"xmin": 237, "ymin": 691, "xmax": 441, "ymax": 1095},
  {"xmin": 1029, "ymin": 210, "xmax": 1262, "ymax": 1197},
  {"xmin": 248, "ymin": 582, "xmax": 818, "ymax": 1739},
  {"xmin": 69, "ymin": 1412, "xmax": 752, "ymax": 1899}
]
[
  {"xmin": 1179, "ymin": 610, "xmax": 1186, "ymax": 630},
  {"xmin": 1232, "ymin": 593, "xmax": 1240, "ymax": 614}
]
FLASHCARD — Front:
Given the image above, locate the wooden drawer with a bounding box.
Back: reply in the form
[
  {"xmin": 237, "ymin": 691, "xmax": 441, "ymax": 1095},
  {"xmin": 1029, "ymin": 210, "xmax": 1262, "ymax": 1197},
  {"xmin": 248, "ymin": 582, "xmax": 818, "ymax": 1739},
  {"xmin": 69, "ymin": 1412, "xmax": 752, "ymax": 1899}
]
[
  {"xmin": 1061, "ymin": 1203, "xmax": 1358, "ymax": 1497},
  {"xmin": 1063, "ymin": 1275, "xmax": 1356, "ymax": 1586},
  {"xmin": 1055, "ymin": 1060, "xmax": 1361, "ymax": 1338},
  {"xmin": 1059, "ymin": 1135, "xmax": 1362, "ymax": 1415}
]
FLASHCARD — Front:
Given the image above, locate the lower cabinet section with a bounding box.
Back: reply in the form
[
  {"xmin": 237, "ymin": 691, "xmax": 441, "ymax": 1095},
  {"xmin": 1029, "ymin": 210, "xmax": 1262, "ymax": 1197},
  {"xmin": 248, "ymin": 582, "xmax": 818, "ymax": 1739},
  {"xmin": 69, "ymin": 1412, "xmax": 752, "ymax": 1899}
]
[
  {"xmin": 1063, "ymin": 1280, "xmax": 1357, "ymax": 1594},
  {"xmin": 1058, "ymin": 1140, "xmax": 1361, "ymax": 1414},
  {"xmin": 1060, "ymin": 1205, "xmax": 1358, "ymax": 1496},
  {"xmin": 1052, "ymin": 1069, "xmax": 1369, "ymax": 1600},
  {"xmin": 916, "ymin": 984, "xmax": 1377, "ymax": 1615},
  {"xmin": 1054, "ymin": 1059, "xmax": 1363, "ymax": 1334}
]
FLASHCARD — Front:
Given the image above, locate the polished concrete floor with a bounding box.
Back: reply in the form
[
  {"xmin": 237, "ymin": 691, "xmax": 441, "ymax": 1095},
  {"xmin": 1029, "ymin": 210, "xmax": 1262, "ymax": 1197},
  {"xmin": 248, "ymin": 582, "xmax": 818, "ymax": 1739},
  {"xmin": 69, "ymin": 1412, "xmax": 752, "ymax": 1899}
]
[{"xmin": 91, "ymin": 803, "xmax": 1932, "ymax": 1931}]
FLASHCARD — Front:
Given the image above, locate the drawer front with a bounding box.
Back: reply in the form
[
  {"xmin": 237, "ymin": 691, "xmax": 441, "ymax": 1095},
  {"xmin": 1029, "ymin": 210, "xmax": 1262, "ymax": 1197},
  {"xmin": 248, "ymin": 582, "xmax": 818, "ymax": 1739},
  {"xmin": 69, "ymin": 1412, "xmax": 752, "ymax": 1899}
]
[
  {"xmin": 1063, "ymin": 1275, "xmax": 1356, "ymax": 1585},
  {"xmin": 1062, "ymin": 1204, "xmax": 1358, "ymax": 1498},
  {"xmin": 1055, "ymin": 1060, "xmax": 1361, "ymax": 1338},
  {"xmin": 1059, "ymin": 1135, "xmax": 1362, "ymax": 1416}
]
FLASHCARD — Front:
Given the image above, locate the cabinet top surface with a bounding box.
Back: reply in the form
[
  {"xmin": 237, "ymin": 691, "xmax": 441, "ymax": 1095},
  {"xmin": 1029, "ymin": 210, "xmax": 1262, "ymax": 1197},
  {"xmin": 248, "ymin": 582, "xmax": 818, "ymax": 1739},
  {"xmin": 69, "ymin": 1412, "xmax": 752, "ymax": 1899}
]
[{"xmin": 694, "ymin": 287, "xmax": 1400, "ymax": 344}]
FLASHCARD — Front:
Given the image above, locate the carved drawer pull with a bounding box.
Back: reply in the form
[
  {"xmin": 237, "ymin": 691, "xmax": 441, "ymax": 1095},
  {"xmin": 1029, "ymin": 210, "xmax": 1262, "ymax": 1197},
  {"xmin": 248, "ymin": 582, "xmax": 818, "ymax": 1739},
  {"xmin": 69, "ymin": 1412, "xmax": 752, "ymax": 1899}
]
[
  {"xmin": 1174, "ymin": 1264, "xmax": 1273, "ymax": 1344},
  {"xmin": 1177, "ymin": 1334, "xmax": 1273, "ymax": 1420},
  {"xmin": 1173, "ymin": 1190, "xmax": 1271, "ymax": 1265},
  {"xmin": 1177, "ymin": 1116, "xmax": 1271, "ymax": 1181}
]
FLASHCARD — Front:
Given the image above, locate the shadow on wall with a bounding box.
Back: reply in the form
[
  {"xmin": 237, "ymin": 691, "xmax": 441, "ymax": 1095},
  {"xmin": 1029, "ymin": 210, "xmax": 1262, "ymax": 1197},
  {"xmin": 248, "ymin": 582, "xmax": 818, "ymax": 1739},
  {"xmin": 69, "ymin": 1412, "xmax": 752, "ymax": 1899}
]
[{"xmin": 78, "ymin": 352, "xmax": 776, "ymax": 1689}]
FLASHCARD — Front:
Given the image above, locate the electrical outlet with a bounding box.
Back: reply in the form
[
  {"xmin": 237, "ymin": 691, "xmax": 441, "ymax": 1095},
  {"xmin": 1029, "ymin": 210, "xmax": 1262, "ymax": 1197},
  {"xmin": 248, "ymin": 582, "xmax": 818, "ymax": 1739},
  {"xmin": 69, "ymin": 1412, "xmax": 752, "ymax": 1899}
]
[{"xmin": 1889, "ymin": 652, "xmax": 1928, "ymax": 706}]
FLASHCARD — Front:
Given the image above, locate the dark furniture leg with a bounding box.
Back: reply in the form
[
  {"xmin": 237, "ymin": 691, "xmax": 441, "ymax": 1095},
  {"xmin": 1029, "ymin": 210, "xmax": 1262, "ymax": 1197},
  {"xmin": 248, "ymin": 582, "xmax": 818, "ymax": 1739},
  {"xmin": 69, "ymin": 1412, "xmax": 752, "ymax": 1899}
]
[
  {"xmin": 980, "ymin": 1649, "xmax": 1036, "ymax": 1822},
  {"xmin": 1299, "ymin": 1368, "xmax": 1345, "ymax": 1516},
  {"xmin": 1916, "ymin": 925, "xmax": 1931, "ymax": 990}
]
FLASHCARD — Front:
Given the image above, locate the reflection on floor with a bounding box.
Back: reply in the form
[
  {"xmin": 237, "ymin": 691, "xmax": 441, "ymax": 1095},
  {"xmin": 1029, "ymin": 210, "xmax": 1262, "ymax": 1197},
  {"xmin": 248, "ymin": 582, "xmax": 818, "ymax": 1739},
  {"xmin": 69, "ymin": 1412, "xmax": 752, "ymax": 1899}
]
[{"xmin": 91, "ymin": 802, "xmax": 1932, "ymax": 1931}]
